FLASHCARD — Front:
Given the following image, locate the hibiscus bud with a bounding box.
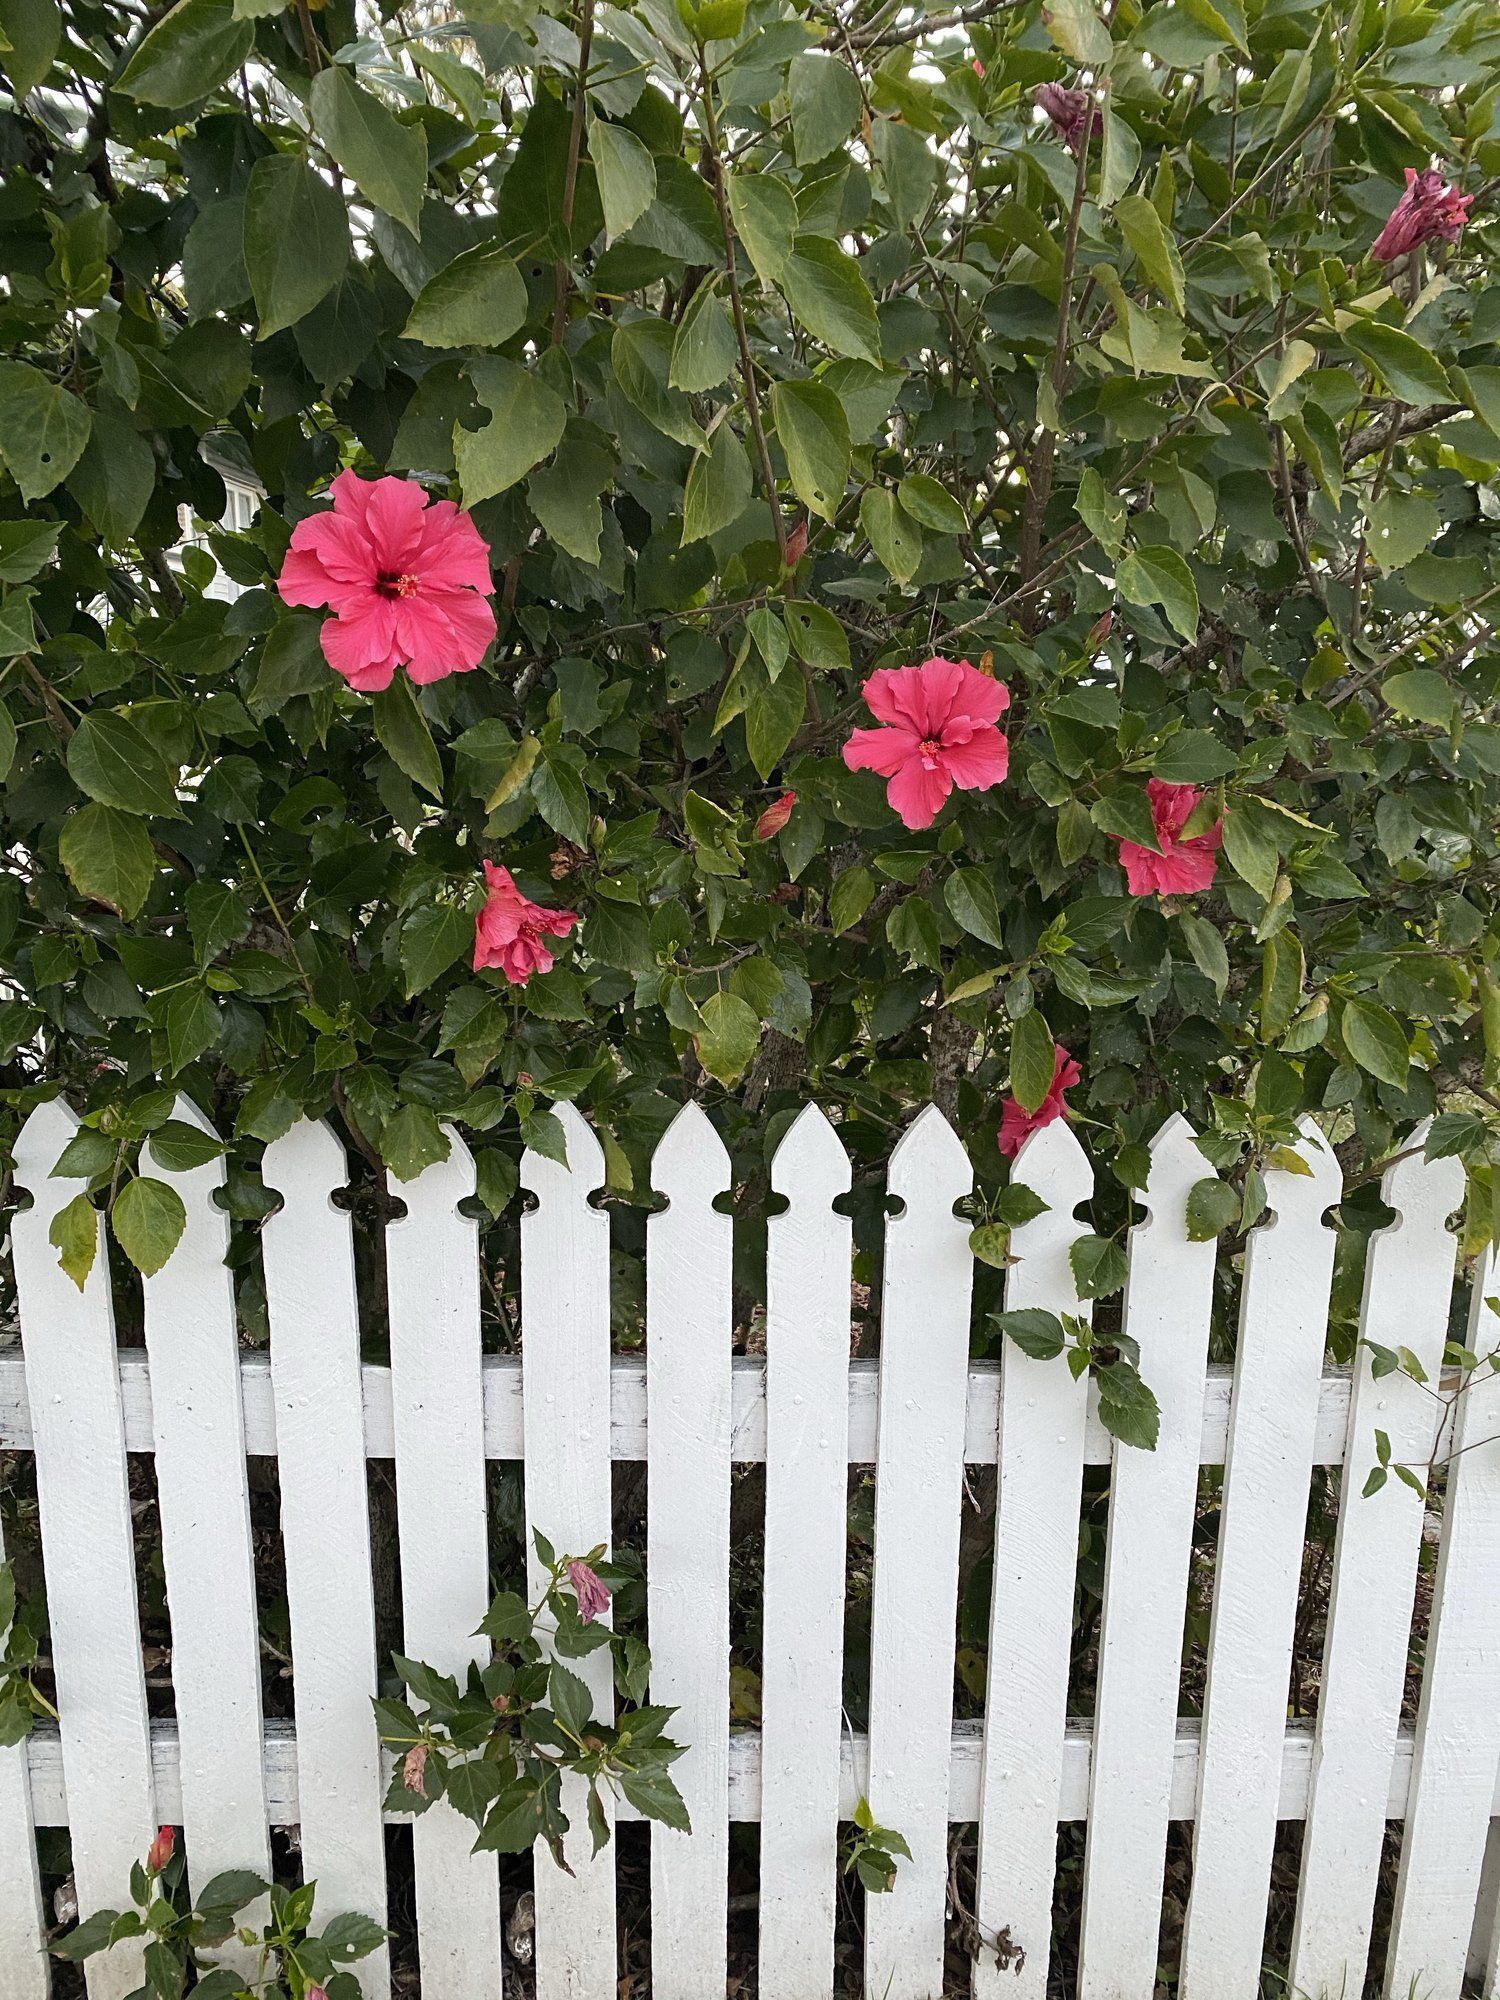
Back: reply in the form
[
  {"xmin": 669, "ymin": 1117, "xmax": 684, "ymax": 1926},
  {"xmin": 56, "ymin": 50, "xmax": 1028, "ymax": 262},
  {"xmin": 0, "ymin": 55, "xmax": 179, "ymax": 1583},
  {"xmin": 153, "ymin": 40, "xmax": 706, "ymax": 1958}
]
[
  {"xmin": 1087, "ymin": 610, "xmax": 1114, "ymax": 651},
  {"xmin": 492, "ymin": 1692, "xmax": 511, "ymax": 1715},
  {"xmin": 146, "ymin": 1826, "xmax": 175, "ymax": 1875},
  {"xmin": 566, "ymin": 1557, "xmax": 611, "ymax": 1626},
  {"xmin": 1371, "ymin": 167, "xmax": 1473, "ymax": 263},
  {"xmin": 785, "ymin": 516, "xmax": 809, "ymax": 567},
  {"xmin": 403, "ymin": 1744, "xmax": 429, "ymax": 1799},
  {"xmin": 755, "ymin": 791, "xmax": 797, "ymax": 841},
  {"xmin": 306, "ymin": 1989, "xmax": 329, "ymax": 2000},
  {"xmin": 972, "ymin": 57, "xmax": 985, "ymax": 75}
]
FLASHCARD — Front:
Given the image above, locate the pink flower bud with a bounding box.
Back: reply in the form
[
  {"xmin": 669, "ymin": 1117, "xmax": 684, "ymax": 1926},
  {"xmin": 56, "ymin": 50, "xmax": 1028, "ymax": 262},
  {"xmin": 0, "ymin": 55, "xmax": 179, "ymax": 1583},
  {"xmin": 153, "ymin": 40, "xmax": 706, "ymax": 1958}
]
[
  {"xmin": 785, "ymin": 516, "xmax": 809, "ymax": 567},
  {"xmin": 566, "ymin": 1558, "xmax": 611, "ymax": 1626},
  {"xmin": 755, "ymin": 791, "xmax": 797, "ymax": 841},
  {"xmin": 146, "ymin": 1826, "xmax": 175, "ymax": 1875}
]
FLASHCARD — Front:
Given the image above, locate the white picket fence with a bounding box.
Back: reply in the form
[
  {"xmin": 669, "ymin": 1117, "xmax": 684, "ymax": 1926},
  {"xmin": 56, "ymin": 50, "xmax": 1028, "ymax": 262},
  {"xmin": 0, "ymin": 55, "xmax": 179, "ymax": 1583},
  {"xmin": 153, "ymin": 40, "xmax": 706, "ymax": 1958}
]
[{"xmin": 3, "ymin": 1096, "xmax": 1500, "ymax": 2000}]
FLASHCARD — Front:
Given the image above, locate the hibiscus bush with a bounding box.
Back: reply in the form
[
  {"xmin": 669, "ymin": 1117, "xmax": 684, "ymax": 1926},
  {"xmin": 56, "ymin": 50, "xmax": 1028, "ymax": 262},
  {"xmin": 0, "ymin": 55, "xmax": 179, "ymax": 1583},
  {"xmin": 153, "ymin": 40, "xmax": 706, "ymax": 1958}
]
[{"xmin": 3, "ymin": 0, "xmax": 1500, "ymax": 1305}]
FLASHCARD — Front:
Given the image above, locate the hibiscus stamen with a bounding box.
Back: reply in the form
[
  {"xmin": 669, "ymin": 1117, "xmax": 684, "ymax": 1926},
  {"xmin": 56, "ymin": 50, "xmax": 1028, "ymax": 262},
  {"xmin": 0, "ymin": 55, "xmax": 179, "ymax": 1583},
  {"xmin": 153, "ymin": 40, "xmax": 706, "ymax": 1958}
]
[{"xmin": 918, "ymin": 737, "xmax": 943, "ymax": 767}]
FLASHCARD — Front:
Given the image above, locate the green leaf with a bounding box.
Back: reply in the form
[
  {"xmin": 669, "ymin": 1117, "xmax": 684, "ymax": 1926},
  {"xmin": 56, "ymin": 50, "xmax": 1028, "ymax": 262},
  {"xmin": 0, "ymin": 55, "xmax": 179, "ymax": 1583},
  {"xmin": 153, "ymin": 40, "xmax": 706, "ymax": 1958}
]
[
  {"xmin": 458, "ymin": 357, "xmax": 568, "ymax": 505},
  {"xmin": 693, "ymin": 990, "xmax": 761, "ymax": 1083},
  {"xmin": 1381, "ymin": 667, "xmax": 1454, "ymax": 726},
  {"xmin": 1152, "ymin": 730, "xmax": 1236, "ymax": 784},
  {"xmin": 1045, "ymin": 0, "xmax": 1111, "ymax": 61},
  {"xmin": 992, "ymin": 1307, "xmax": 1067, "ymax": 1359},
  {"xmin": 147, "ymin": 1119, "xmax": 226, "ymax": 1173},
  {"xmin": 528, "ymin": 439, "xmax": 612, "ymax": 564},
  {"xmin": 590, "ymin": 119, "xmax": 657, "ymax": 243},
  {"xmin": 611, "ymin": 319, "xmax": 704, "ymax": 449},
  {"xmin": 65, "ymin": 404, "xmax": 154, "ymax": 544},
  {"xmin": 1178, "ymin": 910, "xmax": 1228, "ymax": 996},
  {"xmin": 1222, "ymin": 800, "xmax": 1280, "ymax": 900},
  {"xmin": 380, "ymin": 1104, "xmax": 452, "ymax": 1182},
  {"xmin": 111, "ymin": 1176, "xmax": 187, "ymax": 1277},
  {"xmin": 243, "ymin": 155, "xmax": 351, "ymax": 340},
  {"xmin": 311, "ymin": 67, "xmax": 427, "ymax": 238},
  {"xmin": 118, "ymin": 0, "xmax": 253, "ymax": 105},
  {"xmin": 0, "ymin": 519, "xmax": 61, "ymax": 583},
  {"xmin": 769, "ymin": 379, "xmax": 850, "ymax": 523},
  {"xmin": 533, "ymin": 753, "xmax": 591, "ymax": 846},
  {"xmin": 669, "ymin": 279, "xmax": 737, "ymax": 393},
  {"xmin": 860, "ymin": 486, "xmax": 921, "ymax": 583},
  {"xmin": 781, "ymin": 236, "xmax": 882, "ymax": 366},
  {"xmin": 0, "ymin": 701, "xmax": 15, "ymax": 785},
  {"xmin": 1116, "ymin": 545, "xmax": 1198, "ymax": 640},
  {"xmin": 373, "ymin": 676, "xmax": 444, "ymax": 798},
  {"xmin": 49, "ymin": 1190, "xmax": 98, "ymax": 1291},
  {"xmin": 1340, "ymin": 994, "xmax": 1409, "ymax": 1089},
  {"xmin": 1096, "ymin": 1360, "xmax": 1161, "ymax": 1451},
  {"xmin": 58, "ymin": 804, "xmax": 156, "ymax": 919},
  {"xmin": 1184, "ymin": 1176, "xmax": 1238, "ymax": 1240},
  {"xmin": 401, "ymin": 904, "xmax": 471, "ymax": 997},
  {"xmin": 66, "ymin": 711, "xmax": 183, "ymax": 819},
  {"xmin": 320, "ymin": 1912, "xmax": 390, "ymax": 1962},
  {"xmin": 404, "ymin": 245, "xmax": 528, "ymax": 351},
  {"xmin": 944, "ymin": 867, "xmax": 1004, "ymax": 948},
  {"xmin": 194, "ymin": 1872, "xmax": 270, "ymax": 1917},
  {"xmin": 619, "ymin": 1766, "xmax": 692, "ymax": 1835},
  {"xmin": 155, "ymin": 982, "xmax": 221, "ymax": 1072},
  {"xmin": 1344, "ymin": 323, "xmax": 1453, "ymax": 407},
  {"xmin": 1010, "ymin": 1008, "xmax": 1056, "ymax": 1115},
  {"xmin": 727, "ymin": 174, "xmax": 796, "ymax": 285},
  {"xmin": 0, "ymin": 360, "xmax": 91, "ymax": 502},
  {"xmin": 898, "ymin": 473, "xmax": 966, "ymax": 535},
  {"xmin": 0, "ymin": 587, "xmax": 36, "ymax": 660},
  {"xmin": 0, "ymin": 0, "xmax": 60, "ymax": 97},
  {"xmin": 1366, "ymin": 491, "xmax": 1439, "ymax": 573},
  {"xmin": 682, "ymin": 425, "xmax": 752, "ymax": 544},
  {"xmin": 968, "ymin": 1222, "xmax": 1013, "ymax": 1269},
  {"xmin": 744, "ymin": 668, "xmax": 805, "ymax": 779},
  {"xmin": 1070, "ymin": 1233, "xmax": 1128, "ymax": 1299},
  {"xmin": 788, "ymin": 50, "xmax": 862, "ymax": 165},
  {"xmin": 1114, "ymin": 195, "xmax": 1186, "ymax": 315}
]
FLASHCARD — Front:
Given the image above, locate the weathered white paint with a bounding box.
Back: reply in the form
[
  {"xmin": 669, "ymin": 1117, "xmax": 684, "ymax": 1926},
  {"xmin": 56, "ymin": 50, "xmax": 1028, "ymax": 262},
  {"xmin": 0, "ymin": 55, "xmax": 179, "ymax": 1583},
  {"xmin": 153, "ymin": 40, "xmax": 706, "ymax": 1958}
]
[
  {"xmin": 13, "ymin": 1100, "xmax": 155, "ymax": 2000},
  {"xmin": 144, "ymin": 1097, "xmax": 271, "ymax": 1970},
  {"xmin": 1291, "ymin": 1130, "xmax": 1463, "ymax": 1999},
  {"xmin": 758, "ymin": 1105, "xmax": 852, "ymax": 2000},
  {"xmin": 1386, "ymin": 1262, "xmax": 1500, "ymax": 2000},
  {"xmin": 1181, "ymin": 1122, "xmax": 1342, "ymax": 2000},
  {"xmin": 975, "ymin": 1117, "xmax": 1095, "ymax": 2000},
  {"xmin": 385, "ymin": 1129, "xmax": 502, "ymax": 1998},
  {"xmin": 864, "ymin": 1106, "xmax": 973, "ymax": 2000},
  {"xmin": 521, "ymin": 1103, "xmax": 615, "ymax": 2000},
  {"xmin": 645, "ymin": 1104, "xmax": 733, "ymax": 2000},
  {"xmin": 1078, "ymin": 1115, "xmax": 1217, "ymax": 2000},
  {"xmin": 261, "ymin": 1121, "xmax": 390, "ymax": 1998}
]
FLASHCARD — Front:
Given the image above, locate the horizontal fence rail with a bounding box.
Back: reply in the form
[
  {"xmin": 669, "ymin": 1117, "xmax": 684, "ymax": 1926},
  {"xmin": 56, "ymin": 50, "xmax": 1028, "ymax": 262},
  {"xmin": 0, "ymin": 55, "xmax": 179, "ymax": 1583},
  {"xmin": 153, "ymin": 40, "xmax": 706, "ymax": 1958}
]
[{"xmin": 2, "ymin": 1096, "xmax": 1498, "ymax": 2000}]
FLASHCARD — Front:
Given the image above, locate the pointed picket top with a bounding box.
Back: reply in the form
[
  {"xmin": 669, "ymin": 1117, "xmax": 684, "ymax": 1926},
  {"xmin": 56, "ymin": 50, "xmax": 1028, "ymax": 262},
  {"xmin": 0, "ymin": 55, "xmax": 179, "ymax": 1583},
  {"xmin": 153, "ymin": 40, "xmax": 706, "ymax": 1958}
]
[
  {"xmin": 387, "ymin": 1122, "xmax": 476, "ymax": 1228},
  {"xmin": 769, "ymin": 1101, "xmax": 850, "ymax": 1202},
  {"xmin": 1139, "ymin": 1111, "xmax": 1207, "ymax": 1227},
  {"xmin": 1378, "ymin": 1116, "xmax": 1465, "ymax": 1230},
  {"xmin": 261, "ymin": 1115, "xmax": 351, "ymax": 1204},
  {"xmin": 888, "ymin": 1102, "xmax": 971, "ymax": 1219},
  {"xmin": 1261, "ymin": 1112, "xmax": 1343, "ymax": 1220},
  {"xmin": 521, "ymin": 1097, "xmax": 604, "ymax": 1203},
  {"xmin": 651, "ymin": 1099, "xmax": 731, "ymax": 1203},
  {"xmin": 1010, "ymin": 1111, "xmax": 1094, "ymax": 1222},
  {"xmin": 13, "ymin": 1096, "xmax": 84, "ymax": 1222}
]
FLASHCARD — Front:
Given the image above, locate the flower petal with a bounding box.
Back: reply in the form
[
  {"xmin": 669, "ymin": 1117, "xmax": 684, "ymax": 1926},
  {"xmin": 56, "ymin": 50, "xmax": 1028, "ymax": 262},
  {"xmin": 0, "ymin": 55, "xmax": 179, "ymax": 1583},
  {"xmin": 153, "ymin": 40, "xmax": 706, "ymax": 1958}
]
[
  {"xmin": 938, "ymin": 723, "xmax": 1010, "ymax": 792},
  {"xmin": 842, "ymin": 724, "xmax": 921, "ymax": 779},
  {"xmin": 885, "ymin": 755, "xmax": 952, "ymax": 830}
]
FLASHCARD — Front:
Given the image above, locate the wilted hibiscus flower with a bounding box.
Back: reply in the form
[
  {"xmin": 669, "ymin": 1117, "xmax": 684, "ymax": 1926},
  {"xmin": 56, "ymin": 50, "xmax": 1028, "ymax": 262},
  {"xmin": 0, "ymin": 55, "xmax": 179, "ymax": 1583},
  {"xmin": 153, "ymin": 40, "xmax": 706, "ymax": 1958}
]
[
  {"xmin": 277, "ymin": 471, "xmax": 496, "ymax": 692},
  {"xmin": 1114, "ymin": 779, "xmax": 1222, "ymax": 896},
  {"xmin": 1035, "ymin": 82, "xmax": 1101, "ymax": 157},
  {"xmin": 842, "ymin": 656, "xmax": 1010, "ymax": 831},
  {"xmin": 567, "ymin": 1558, "xmax": 611, "ymax": 1625},
  {"xmin": 473, "ymin": 862, "xmax": 579, "ymax": 985},
  {"xmin": 998, "ymin": 1044, "xmax": 1080, "ymax": 1160},
  {"xmin": 1371, "ymin": 167, "xmax": 1472, "ymax": 263}
]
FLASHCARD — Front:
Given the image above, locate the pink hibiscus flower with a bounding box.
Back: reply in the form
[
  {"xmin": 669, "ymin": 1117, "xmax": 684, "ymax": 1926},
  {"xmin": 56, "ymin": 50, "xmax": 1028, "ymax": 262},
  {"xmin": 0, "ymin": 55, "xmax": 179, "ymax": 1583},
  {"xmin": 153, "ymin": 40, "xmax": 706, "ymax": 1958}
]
[
  {"xmin": 1115, "ymin": 779, "xmax": 1222, "ymax": 896},
  {"xmin": 473, "ymin": 862, "xmax": 580, "ymax": 985},
  {"xmin": 277, "ymin": 470, "xmax": 497, "ymax": 693},
  {"xmin": 1371, "ymin": 168, "xmax": 1472, "ymax": 263},
  {"xmin": 566, "ymin": 1558, "xmax": 611, "ymax": 1626},
  {"xmin": 842, "ymin": 656, "xmax": 1011, "ymax": 831},
  {"xmin": 998, "ymin": 1044, "xmax": 1080, "ymax": 1160}
]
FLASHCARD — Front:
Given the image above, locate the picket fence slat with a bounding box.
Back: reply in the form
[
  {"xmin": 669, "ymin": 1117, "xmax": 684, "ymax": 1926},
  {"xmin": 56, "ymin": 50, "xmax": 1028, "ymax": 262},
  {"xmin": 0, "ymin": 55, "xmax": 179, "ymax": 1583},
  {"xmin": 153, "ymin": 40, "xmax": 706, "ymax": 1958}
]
[
  {"xmin": 1078, "ymin": 1114, "xmax": 1216, "ymax": 2000},
  {"xmin": 13, "ymin": 1101, "xmax": 155, "ymax": 2000},
  {"xmin": 1180, "ymin": 1121, "xmax": 1343, "ymax": 2000},
  {"xmin": 1290, "ymin": 1131, "xmax": 1465, "ymax": 2000},
  {"xmin": 1386, "ymin": 1263, "xmax": 1500, "ymax": 2000},
  {"xmin": 975, "ymin": 1117, "xmax": 1095, "ymax": 2000},
  {"xmin": 645, "ymin": 1104, "xmax": 733, "ymax": 2000},
  {"xmin": 864, "ymin": 1106, "xmax": 974, "ymax": 2000},
  {"xmin": 260, "ymin": 1122, "xmax": 390, "ymax": 1999},
  {"xmin": 5, "ymin": 1097, "xmax": 1499, "ymax": 2000},
  {"xmin": 0, "ymin": 1499, "xmax": 46, "ymax": 2000},
  {"xmin": 386, "ymin": 1129, "xmax": 502, "ymax": 1999},
  {"xmin": 521, "ymin": 1103, "xmax": 616, "ymax": 2000},
  {"xmin": 758, "ymin": 1105, "xmax": 852, "ymax": 2000},
  {"xmin": 144, "ymin": 1097, "xmax": 271, "ymax": 1967}
]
